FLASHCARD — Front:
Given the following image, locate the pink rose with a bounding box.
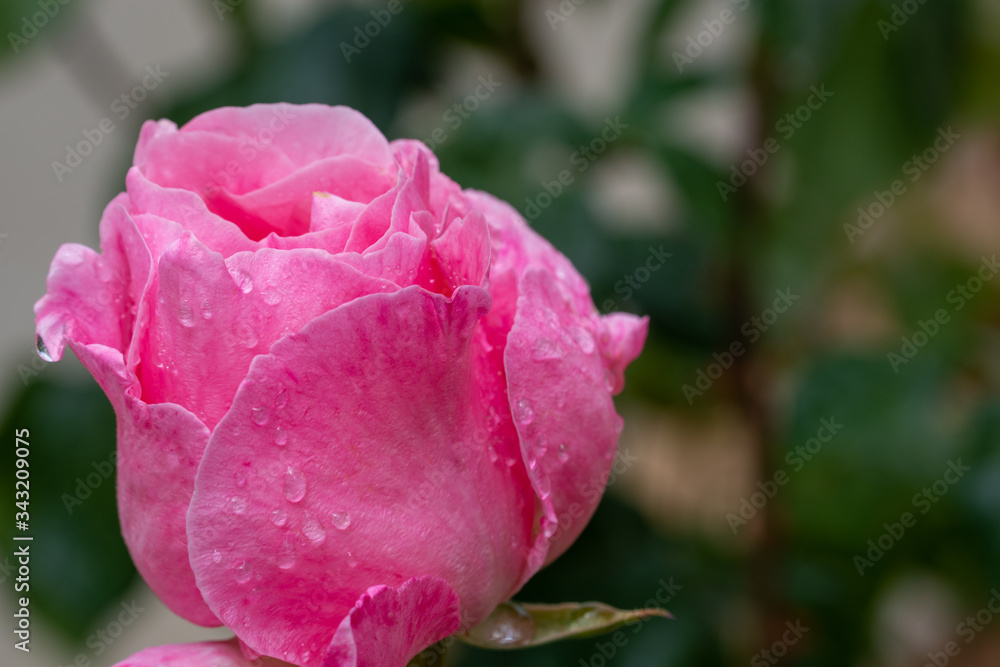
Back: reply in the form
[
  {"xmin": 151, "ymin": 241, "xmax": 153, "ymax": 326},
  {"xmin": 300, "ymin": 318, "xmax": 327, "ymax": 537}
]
[{"xmin": 35, "ymin": 104, "xmax": 647, "ymax": 666}]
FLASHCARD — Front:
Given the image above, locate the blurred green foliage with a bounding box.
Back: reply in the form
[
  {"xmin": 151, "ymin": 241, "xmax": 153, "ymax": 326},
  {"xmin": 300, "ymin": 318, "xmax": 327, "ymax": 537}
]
[{"xmin": 5, "ymin": 0, "xmax": 1000, "ymax": 664}]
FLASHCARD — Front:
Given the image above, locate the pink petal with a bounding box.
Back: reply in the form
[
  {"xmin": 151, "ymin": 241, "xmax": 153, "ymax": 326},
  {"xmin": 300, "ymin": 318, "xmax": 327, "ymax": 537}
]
[
  {"xmin": 181, "ymin": 104, "xmax": 393, "ymax": 171},
  {"xmin": 138, "ymin": 235, "xmax": 398, "ymax": 428},
  {"xmin": 110, "ymin": 638, "xmax": 288, "ymax": 666},
  {"xmin": 69, "ymin": 341, "xmax": 219, "ymax": 625},
  {"xmin": 323, "ymin": 577, "xmax": 461, "ymax": 667},
  {"xmin": 429, "ymin": 210, "xmax": 491, "ymax": 291},
  {"xmin": 187, "ymin": 286, "xmax": 533, "ymax": 666}
]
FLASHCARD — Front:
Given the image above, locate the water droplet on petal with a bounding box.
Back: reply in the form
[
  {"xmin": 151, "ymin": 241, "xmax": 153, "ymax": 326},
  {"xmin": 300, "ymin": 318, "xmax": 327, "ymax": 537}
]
[
  {"xmin": 233, "ymin": 560, "xmax": 253, "ymax": 584},
  {"xmin": 229, "ymin": 496, "xmax": 247, "ymax": 515},
  {"xmin": 35, "ymin": 335, "xmax": 53, "ymax": 362},
  {"xmin": 331, "ymin": 512, "xmax": 351, "ymax": 530},
  {"xmin": 513, "ymin": 399, "xmax": 534, "ymax": 425},
  {"xmin": 283, "ymin": 468, "xmax": 306, "ymax": 503},
  {"xmin": 249, "ymin": 587, "xmax": 262, "ymax": 603},
  {"xmin": 275, "ymin": 388, "xmax": 289, "ymax": 409},
  {"xmin": 504, "ymin": 456, "xmax": 517, "ymax": 468},
  {"xmin": 568, "ymin": 325, "xmax": 595, "ymax": 354},
  {"xmin": 347, "ymin": 551, "xmax": 358, "ymax": 568},
  {"xmin": 532, "ymin": 337, "xmax": 562, "ymax": 361},
  {"xmin": 270, "ymin": 509, "xmax": 287, "ymax": 527},
  {"xmin": 487, "ymin": 444, "xmax": 500, "ymax": 464},
  {"xmin": 178, "ymin": 300, "xmax": 196, "ymax": 328},
  {"xmin": 235, "ymin": 472, "xmax": 247, "ymax": 488},
  {"xmin": 603, "ymin": 369, "xmax": 616, "ymax": 393},
  {"xmin": 232, "ymin": 268, "xmax": 254, "ymax": 294},
  {"xmin": 302, "ymin": 517, "xmax": 326, "ymax": 545},
  {"xmin": 541, "ymin": 517, "xmax": 557, "ymax": 538},
  {"xmin": 251, "ymin": 406, "xmax": 269, "ymax": 426},
  {"xmin": 557, "ymin": 443, "xmax": 569, "ymax": 463},
  {"xmin": 536, "ymin": 473, "xmax": 551, "ymax": 499},
  {"xmin": 263, "ymin": 290, "xmax": 282, "ymax": 305},
  {"xmin": 200, "ymin": 299, "xmax": 213, "ymax": 320},
  {"xmin": 277, "ymin": 535, "xmax": 296, "ymax": 570},
  {"xmin": 211, "ymin": 549, "xmax": 222, "ymax": 564},
  {"xmin": 273, "ymin": 428, "xmax": 288, "ymax": 446}
]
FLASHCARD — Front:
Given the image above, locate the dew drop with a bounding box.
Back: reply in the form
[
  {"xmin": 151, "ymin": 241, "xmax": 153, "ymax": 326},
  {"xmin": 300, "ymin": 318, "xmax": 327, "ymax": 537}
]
[
  {"xmin": 513, "ymin": 398, "xmax": 534, "ymax": 426},
  {"xmin": 466, "ymin": 602, "xmax": 536, "ymax": 648},
  {"xmin": 276, "ymin": 535, "xmax": 296, "ymax": 570},
  {"xmin": 487, "ymin": 444, "xmax": 500, "ymax": 464},
  {"xmin": 347, "ymin": 551, "xmax": 358, "ymax": 568},
  {"xmin": 251, "ymin": 406, "xmax": 269, "ymax": 426},
  {"xmin": 283, "ymin": 468, "xmax": 306, "ymax": 503},
  {"xmin": 232, "ymin": 268, "xmax": 254, "ymax": 294},
  {"xmin": 532, "ymin": 337, "xmax": 562, "ymax": 361},
  {"xmin": 270, "ymin": 509, "xmax": 287, "ymax": 527},
  {"xmin": 302, "ymin": 517, "xmax": 326, "ymax": 545},
  {"xmin": 263, "ymin": 290, "xmax": 282, "ymax": 305},
  {"xmin": 603, "ymin": 369, "xmax": 616, "ymax": 393},
  {"xmin": 35, "ymin": 335, "xmax": 53, "ymax": 362},
  {"xmin": 178, "ymin": 300, "xmax": 196, "ymax": 328},
  {"xmin": 233, "ymin": 560, "xmax": 253, "ymax": 584},
  {"xmin": 200, "ymin": 299, "xmax": 213, "ymax": 320},
  {"xmin": 568, "ymin": 325, "xmax": 595, "ymax": 355},
  {"xmin": 273, "ymin": 428, "xmax": 288, "ymax": 446},
  {"xmin": 557, "ymin": 443, "xmax": 569, "ymax": 463},
  {"xmin": 275, "ymin": 388, "xmax": 289, "ymax": 409},
  {"xmin": 235, "ymin": 472, "xmax": 247, "ymax": 488},
  {"xmin": 249, "ymin": 587, "xmax": 262, "ymax": 603},
  {"xmin": 229, "ymin": 496, "xmax": 247, "ymax": 515},
  {"xmin": 211, "ymin": 549, "xmax": 222, "ymax": 564},
  {"xmin": 504, "ymin": 456, "xmax": 517, "ymax": 468},
  {"xmin": 536, "ymin": 474, "xmax": 552, "ymax": 499},
  {"xmin": 331, "ymin": 511, "xmax": 351, "ymax": 531}
]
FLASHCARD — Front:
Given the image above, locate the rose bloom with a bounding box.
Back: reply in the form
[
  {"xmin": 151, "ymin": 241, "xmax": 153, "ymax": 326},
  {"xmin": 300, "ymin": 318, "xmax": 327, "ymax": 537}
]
[{"xmin": 35, "ymin": 104, "xmax": 647, "ymax": 667}]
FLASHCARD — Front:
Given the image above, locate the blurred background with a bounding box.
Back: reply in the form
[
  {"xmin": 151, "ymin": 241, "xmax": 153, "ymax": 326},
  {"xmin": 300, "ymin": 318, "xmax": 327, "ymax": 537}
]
[{"xmin": 2, "ymin": 0, "xmax": 1000, "ymax": 665}]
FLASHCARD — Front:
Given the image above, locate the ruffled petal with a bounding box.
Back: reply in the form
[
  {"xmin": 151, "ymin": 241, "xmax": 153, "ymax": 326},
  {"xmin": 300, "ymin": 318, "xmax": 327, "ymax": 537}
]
[
  {"xmin": 110, "ymin": 638, "xmax": 288, "ymax": 666},
  {"xmin": 323, "ymin": 577, "xmax": 461, "ymax": 667}
]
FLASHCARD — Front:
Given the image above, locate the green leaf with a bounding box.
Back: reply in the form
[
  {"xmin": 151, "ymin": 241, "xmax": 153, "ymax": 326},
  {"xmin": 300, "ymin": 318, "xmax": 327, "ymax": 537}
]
[{"xmin": 458, "ymin": 601, "xmax": 671, "ymax": 650}]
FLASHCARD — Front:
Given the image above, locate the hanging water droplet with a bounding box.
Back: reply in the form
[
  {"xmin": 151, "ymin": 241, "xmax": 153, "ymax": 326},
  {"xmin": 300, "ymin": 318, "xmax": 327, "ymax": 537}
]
[
  {"xmin": 35, "ymin": 335, "xmax": 53, "ymax": 362},
  {"xmin": 233, "ymin": 560, "xmax": 253, "ymax": 584},
  {"xmin": 229, "ymin": 496, "xmax": 247, "ymax": 515},
  {"xmin": 603, "ymin": 369, "xmax": 616, "ymax": 393},
  {"xmin": 557, "ymin": 443, "xmax": 569, "ymax": 463},
  {"xmin": 276, "ymin": 535, "xmax": 296, "ymax": 570},
  {"xmin": 211, "ymin": 549, "xmax": 222, "ymax": 564},
  {"xmin": 302, "ymin": 517, "xmax": 326, "ymax": 545},
  {"xmin": 270, "ymin": 509, "xmax": 287, "ymax": 527},
  {"xmin": 178, "ymin": 299, "xmax": 196, "ymax": 328},
  {"xmin": 273, "ymin": 427, "xmax": 288, "ymax": 446},
  {"xmin": 200, "ymin": 299, "xmax": 213, "ymax": 320},
  {"xmin": 251, "ymin": 406, "xmax": 269, "ymax": 426},
  {"xmin": 532, "ymin": 337, "xmax": 562, "ymax": 361},
  {"xmin": 283, "ymin": 468, "xmax": 306, "ymax": 503},
  {"xmin": 513, "ymin": 398, "xmax": 534, "ymax": 425},
  {"xmin": 466, "ymin": 602, "xmax": 536, "ymax": 648},
  {"xmin": 331, "ymin": 511, "xmax": 351, "ymax": 530},
  {"xmin": 232, "ymin": 268, "xmax": 254, "ymax": 294},
  {"xmin": 568, "ymin": 325, "xmax": 595, "ymax": 355}
]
